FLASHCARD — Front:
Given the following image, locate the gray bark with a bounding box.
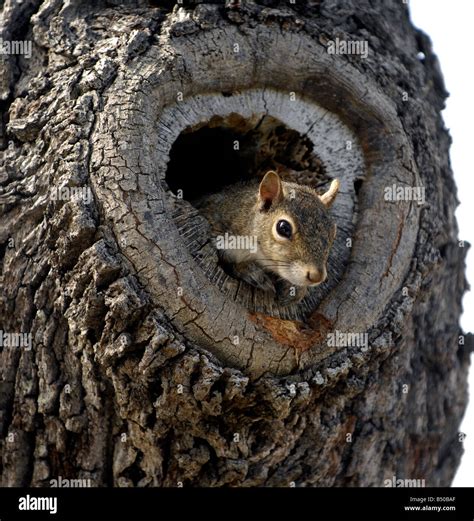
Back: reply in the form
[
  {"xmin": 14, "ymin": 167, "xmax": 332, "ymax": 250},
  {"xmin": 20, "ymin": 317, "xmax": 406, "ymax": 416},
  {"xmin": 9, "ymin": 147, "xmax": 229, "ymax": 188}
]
[{"xmin": 0, "ymin": 0, "xmax": 471, "ymax": 487}]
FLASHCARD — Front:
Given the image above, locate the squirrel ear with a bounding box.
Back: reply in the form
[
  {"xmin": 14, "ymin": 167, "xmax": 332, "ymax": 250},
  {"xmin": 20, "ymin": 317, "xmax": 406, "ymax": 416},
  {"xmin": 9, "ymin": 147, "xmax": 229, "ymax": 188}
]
[
  {"xmin": 320, "ymin": 179, "xmax": 340, "ymax": 208},
  {"xmin": 258, "ymin": 171, "xmax": 282, "ymax": 210}
]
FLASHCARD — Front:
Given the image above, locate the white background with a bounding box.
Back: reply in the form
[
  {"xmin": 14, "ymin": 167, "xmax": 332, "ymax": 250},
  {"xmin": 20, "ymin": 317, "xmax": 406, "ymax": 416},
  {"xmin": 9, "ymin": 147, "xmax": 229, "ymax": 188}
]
[{"xmin": 409, "ymin": 0, "xmax": 473, "ymax": 486}]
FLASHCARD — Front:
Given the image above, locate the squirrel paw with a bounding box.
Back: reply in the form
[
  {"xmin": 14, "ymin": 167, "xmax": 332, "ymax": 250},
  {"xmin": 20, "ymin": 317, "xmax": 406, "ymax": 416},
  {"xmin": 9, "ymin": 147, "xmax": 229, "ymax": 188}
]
[{"xmin": 275, "ymin": 281, "xmax": 307, "ymax": 306}]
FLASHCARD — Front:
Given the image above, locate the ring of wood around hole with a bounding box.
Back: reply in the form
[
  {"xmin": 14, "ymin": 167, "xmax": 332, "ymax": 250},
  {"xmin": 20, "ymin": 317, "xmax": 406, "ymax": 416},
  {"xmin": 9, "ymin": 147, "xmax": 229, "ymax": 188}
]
[{"xmin": 90, "ymin": 26, "xmax": 420, "ymax": 377}]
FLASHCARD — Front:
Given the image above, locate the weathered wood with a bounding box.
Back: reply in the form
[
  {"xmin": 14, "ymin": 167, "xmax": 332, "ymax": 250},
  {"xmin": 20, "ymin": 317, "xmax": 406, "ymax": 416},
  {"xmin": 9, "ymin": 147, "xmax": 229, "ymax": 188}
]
[
  {"xmin": 91, "ymin": 21, "xmax": 420, "ymax": 375},
  {"xmin": 0, "ymin": 0, "xmax": 471, "ymax": 487}
]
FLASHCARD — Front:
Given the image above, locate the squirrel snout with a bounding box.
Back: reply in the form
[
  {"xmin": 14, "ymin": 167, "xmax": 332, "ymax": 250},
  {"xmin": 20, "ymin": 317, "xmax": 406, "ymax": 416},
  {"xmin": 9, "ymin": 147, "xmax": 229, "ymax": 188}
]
[{"xmin": 306, "ymin": 267, "xmax": 327, "ymax": 285}]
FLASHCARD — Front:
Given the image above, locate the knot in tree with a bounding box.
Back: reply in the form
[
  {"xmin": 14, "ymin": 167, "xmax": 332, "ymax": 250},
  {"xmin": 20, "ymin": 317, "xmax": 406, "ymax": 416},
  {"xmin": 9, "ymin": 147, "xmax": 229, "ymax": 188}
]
[{"xmin": 0, "ymin": 0, "xmax": 471, "ymax": 488}]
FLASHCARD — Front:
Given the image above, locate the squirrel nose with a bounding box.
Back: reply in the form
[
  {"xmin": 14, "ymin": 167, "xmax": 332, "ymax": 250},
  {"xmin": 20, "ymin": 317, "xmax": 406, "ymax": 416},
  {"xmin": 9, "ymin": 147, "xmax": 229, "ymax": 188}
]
[{"xmin": 306, "ymin": 268, "xmax": 326, "ymax": 285}]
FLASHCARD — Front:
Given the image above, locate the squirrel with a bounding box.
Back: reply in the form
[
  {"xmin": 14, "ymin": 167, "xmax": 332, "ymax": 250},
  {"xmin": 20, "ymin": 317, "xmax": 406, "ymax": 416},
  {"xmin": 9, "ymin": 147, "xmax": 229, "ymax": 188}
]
[{"xmin": 193, "ymin": 171, "xmax": 339, "ymax": 305}]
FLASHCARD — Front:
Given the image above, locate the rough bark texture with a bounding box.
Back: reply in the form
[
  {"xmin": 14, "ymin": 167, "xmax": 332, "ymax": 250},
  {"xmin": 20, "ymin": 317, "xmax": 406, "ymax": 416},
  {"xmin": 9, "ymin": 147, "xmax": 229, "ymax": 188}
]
[{"xmin": 0, "ymin": 0, "xmax": 471, "ymax": 487}]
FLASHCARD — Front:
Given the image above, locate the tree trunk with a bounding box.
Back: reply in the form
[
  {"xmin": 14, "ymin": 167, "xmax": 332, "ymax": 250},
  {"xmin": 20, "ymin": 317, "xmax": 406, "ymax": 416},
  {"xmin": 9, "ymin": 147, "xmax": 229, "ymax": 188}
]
[{"xmin": 0, "ymin": 0, "xmax": 471, "ymax": 487}]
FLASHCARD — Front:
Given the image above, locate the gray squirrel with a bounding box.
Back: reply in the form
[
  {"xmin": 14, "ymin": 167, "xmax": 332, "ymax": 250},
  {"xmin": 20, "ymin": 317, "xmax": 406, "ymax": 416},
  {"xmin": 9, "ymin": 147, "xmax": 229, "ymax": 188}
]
[{"xmin": 194, "ymin": 171, "xmax": 339, "ymax": 305}]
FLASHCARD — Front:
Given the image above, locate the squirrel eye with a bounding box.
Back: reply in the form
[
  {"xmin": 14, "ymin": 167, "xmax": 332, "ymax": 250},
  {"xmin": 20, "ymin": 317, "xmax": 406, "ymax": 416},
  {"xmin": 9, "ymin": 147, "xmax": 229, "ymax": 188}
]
[{"xmin": 276, "ymin": 219, "xmax": 292, "ymax": 239}]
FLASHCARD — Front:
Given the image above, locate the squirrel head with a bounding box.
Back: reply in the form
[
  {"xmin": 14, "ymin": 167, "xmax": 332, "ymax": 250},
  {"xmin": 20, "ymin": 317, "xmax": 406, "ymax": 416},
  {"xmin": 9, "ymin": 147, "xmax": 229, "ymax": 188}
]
[{"xmin": 253, "ymin": 171, "xmax": 339, "ymax": 288}]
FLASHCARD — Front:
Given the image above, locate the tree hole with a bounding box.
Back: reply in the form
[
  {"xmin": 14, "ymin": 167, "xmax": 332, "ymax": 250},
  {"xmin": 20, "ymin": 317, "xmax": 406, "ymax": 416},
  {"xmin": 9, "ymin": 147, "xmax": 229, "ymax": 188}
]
[
  {"xmin": 165, "ymin": 113, "xmax": 327, "ymax": 200},
  {"xmin": 164, "ymin": 113, "xmax": 333, "ymax": 319}
]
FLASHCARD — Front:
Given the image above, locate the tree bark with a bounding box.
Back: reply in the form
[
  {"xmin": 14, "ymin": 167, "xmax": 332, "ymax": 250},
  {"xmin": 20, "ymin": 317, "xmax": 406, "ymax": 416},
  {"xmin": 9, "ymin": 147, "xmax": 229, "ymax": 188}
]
[{"xmin": 0, "ymin": 0, "xmax": 471, "ymax": 487}]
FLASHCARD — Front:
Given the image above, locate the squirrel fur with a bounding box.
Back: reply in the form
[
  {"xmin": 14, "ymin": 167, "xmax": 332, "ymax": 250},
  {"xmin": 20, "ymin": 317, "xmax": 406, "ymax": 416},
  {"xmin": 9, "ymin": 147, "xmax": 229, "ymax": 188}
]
[{"xmin": 193, "ymin": 171, "xmax": 339, "ymax": 305}]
